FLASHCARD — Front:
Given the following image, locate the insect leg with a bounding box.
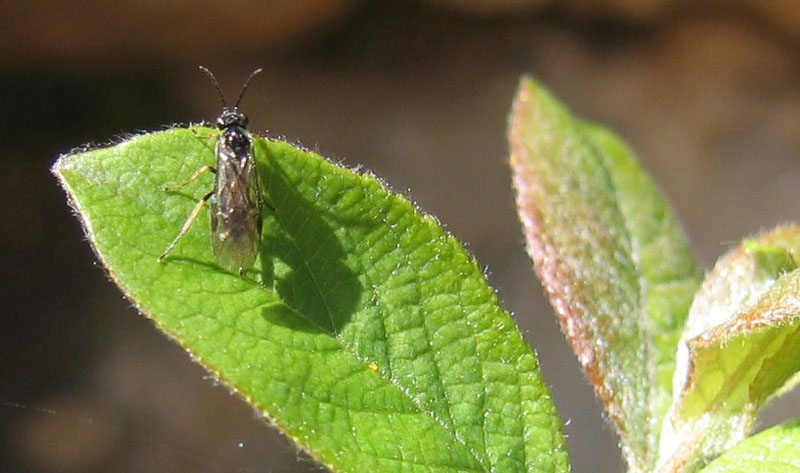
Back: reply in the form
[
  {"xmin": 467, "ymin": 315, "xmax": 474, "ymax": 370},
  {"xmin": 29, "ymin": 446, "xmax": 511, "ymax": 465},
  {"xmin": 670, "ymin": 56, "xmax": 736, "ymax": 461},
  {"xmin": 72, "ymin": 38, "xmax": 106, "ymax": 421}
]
[
  {"xmin": 190, "ymin": 130, "xmax": 219, "ymax": 140},
  {"xmin": 164, "ymin": 165, "xmax": 216, "ymax": 192},
  {"xmin": 158, "ymin": 191, "xmax": 214, "ymax": 263}
]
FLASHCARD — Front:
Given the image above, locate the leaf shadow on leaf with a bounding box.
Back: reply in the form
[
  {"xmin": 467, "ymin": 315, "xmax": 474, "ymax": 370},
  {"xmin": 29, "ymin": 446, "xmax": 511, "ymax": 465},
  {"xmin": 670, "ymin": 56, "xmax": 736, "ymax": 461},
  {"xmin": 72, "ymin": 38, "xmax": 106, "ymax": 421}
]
[{"xmin": 257, "ymin": 143, "xmax": 363, "ymax": 336}]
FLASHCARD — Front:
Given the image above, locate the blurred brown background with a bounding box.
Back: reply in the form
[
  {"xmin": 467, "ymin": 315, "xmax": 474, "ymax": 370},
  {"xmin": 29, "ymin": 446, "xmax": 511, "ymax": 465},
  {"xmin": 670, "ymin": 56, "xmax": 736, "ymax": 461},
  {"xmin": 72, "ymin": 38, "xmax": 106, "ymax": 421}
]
[{"xmin": 2, "ymin": 1, "xmax": 799, "ymax": 472}]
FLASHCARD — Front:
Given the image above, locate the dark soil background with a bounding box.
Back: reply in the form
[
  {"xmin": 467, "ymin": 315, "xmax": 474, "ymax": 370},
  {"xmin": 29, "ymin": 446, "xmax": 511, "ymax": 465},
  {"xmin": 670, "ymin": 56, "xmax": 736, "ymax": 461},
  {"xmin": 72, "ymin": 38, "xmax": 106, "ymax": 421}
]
[{"xmin": 2, "ymin": 1, "xmax": 799, "ymax": 472}]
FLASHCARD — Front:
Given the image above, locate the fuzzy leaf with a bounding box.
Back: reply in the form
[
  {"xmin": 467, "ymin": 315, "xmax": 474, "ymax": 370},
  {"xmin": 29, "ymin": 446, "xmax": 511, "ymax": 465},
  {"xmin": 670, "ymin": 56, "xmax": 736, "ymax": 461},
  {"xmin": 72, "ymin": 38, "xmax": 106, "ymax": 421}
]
[
  {"xmin": 53, "ymin": 128, "xmax": 570, "ymax": 473},
  {"xmin": 509, "ymin": 77, "xmax": 701, "ymax": 472},
  {"xmin": 659, "ymin": 226, "xmax": 800, "ymax": 473},
  {"xmin": 699, "ymin": 419, "xmax": 800, "ymax": 473}
]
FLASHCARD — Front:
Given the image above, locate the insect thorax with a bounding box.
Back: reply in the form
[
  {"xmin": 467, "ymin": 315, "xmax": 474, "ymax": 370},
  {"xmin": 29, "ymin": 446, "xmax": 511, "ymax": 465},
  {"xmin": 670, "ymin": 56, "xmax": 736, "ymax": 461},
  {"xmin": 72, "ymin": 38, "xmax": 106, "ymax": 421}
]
[{"xmin": 219, "ymin": 127, "xmax": 253, "ymax": 161}]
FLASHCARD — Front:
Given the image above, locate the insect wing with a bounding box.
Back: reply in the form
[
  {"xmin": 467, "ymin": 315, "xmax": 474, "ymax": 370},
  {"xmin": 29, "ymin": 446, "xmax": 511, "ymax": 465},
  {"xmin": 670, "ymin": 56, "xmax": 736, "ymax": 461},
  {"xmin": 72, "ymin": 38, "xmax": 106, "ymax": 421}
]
[{"xmin": 210, "ymin": 130, "xmax": 262, "ymax": 272}]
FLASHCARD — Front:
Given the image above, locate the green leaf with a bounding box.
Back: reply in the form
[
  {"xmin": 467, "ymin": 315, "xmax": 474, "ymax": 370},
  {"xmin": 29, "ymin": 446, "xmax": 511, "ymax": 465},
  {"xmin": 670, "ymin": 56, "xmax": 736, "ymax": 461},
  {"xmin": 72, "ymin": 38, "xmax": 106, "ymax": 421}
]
[
  {"xmin": 53, "ymin": 128, "xmax": 570, "ymax": 473},
  {"xmin": 659, "ymin": 226, "xmax": 800, "ymax": 472},
  {"xmin": 698, "ymin": 419, "xmax": 800, "ymax": 473},
  {"xmin": 509, "ymin": 77, "xmax": 701, "ymax": 472},
  {"xmin": 744, "ymin": 239, "xmax": 798, "ymax": 280}
]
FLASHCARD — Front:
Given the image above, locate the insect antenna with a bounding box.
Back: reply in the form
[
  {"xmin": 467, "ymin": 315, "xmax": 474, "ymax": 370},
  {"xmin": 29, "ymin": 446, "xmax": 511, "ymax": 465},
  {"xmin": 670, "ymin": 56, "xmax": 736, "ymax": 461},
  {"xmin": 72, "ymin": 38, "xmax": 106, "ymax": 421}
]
[
  {"xmin": 198, "ymin": 65, "xmax": 228, "ymax": 109},
  {"xmin": 233, "ymin": 68, "xmax": 263, "ymax": 110}
]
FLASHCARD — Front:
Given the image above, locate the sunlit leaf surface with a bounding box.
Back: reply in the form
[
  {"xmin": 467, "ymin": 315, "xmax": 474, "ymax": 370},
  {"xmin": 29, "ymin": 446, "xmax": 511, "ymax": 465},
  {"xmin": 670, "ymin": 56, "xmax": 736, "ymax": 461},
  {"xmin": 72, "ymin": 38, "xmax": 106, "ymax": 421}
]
[
  {"xmin": 509, "ymin": 77, "xmax": 701, "ymax": 473},
  {"xmin": 699, "ymin": 419, "xmax": 800, "ymax": 473},
  {"xmin": 54, "ymin": 128, "xmax": 570, "ymax": 473},
  {"xmin": 660, "ymin": 226, "xmax": 800, "ymax": 472}
]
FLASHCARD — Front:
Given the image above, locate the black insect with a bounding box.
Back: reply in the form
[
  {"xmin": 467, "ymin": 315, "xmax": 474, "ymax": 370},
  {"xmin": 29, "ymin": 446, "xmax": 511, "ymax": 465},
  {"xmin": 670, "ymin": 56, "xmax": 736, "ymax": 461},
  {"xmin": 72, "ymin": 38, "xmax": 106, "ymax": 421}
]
[{"xmin": 159, "ymin": 66, "xmax": 265, "ymax": 276}]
